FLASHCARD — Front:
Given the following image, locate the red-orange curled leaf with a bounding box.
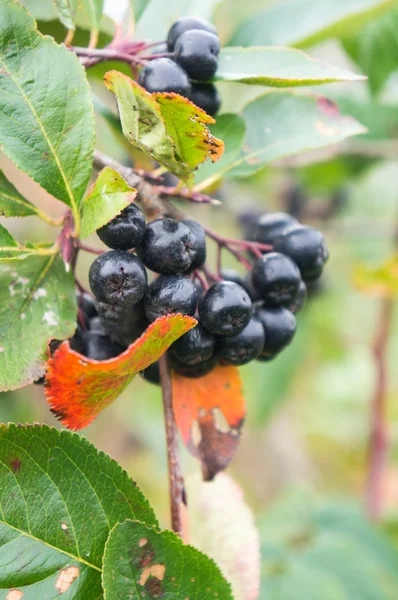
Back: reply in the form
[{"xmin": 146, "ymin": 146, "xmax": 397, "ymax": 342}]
[
  {"xmin": 45, "ymin": 314, "xmax": 196, "ymax": 431},
  {"xmin": 172, "ymin": 365, "xmax": 246, "ymax": 481}
]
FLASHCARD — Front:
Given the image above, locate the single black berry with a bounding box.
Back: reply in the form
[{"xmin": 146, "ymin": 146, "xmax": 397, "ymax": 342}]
[
  {"xmin": 273, "ymin": 224, "xmax": 329, "ymax": 281},
  {"xmin": 144, "ymin": 275, "xmax": 198, "ymax": 322},
  {"xmin": 199, "ymin": 281, "xmax": 252, "ymax": 336},
  {"xmin": 289, "ymin": 280, "xmax": 307, "ymax": 314},
  {"xmin": 167, "ymin": 16, "xmax": 217, "ymax": 51},
  {"xmin": 182, "ymin": 219, "xmax": 206, "ymax": 272},
  {"xmin": 84, "ymin": 331, "xmax": 126, "ymax": 361},
  {"xmin": 96, "ymin": 300, "xmax": 149, "ymax": 346},
  {"xmin": 89, "ymin": 250, "xmax": 147, "ymax": 306},
  {"xmin": 97, "ymin": 203, "xmax": 146, "ymax": 250},
  {"xmin": 254, "ymin": 304, "xmax": 296, "ymax": 360},
  {"xmin": 136, "ymin": 218, "xmax": 197, "ymax": 274},
  {"xmin": 171, "ymin": 323, "xmax": 215, "ymax": 365},
  {"xmin": 138, "ymin": 58, "xmax": 191, "ymax": 96},
  {"xmin": 140, "ymin": 360, "xmax": 160, "ymax": 385},
  {"xmin": 169, "ymin": 353, "xmax": 217, "ymax": 378},
  {"xmin": 190, "ymin": 83, "xmax": 221, "ymax": 116},
  {"xmin": 251, "ymin": 252, "xmax": 301, "ymax": 307},
  {"xmin": 217, "ymin": 316, "xmax": 265, "ymax": 366},
  {"xmin": 253, "ymin": 212, "xmax": 298, "ymax": 245},
  {"xmin": 175, "ymin": 30, "xmax": 220, "ymax": 81}
]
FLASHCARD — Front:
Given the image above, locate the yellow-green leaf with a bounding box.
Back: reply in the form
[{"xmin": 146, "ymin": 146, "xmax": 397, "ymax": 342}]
[{"xmin": 354, "ymin": 256, "xmax": 398, "ymax": 296}]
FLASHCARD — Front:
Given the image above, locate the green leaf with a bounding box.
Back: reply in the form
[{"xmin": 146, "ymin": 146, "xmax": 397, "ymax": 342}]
[
  {"xmin": 197, "ymin": 91, "xmax": 366, "ymax": 185},
  {"xmin": 229, "ymin": 0, "xmax": 397, "ymax": 49},
  {"xmin": 52, "ymin": 0, "xmax": 76, "ymax": 30},
  {"xmin": 80, "ymin": 167, "xmax": 137, "ymax": 239},
  {"xmin": 131, "ymin": 0, "xmax": 150, "ymax": 23},
  {"xmin": 343, "ymin": 8, "xmax": 398, "ymax": 95},
  {"xmin": 330, "ymin": 95, "xmax": 398, "ymax": 141},
  {"xmin": 102, "ymin": 520, "xmax": 234, "ymax": 599},
  {"xmin": 195, "ymin": 113, "xmax": 245, "ymax": 185},
  {"xmin": 0, "ymin": 424, "xmax": 157, "ymax": 599},
  {"xmin": 215, "ymin": 46, "xmax": 365, "ymax": 86},
  {"xmin": 104, "ymin": 71, "xmax": 223, "ymax": 185},
  {"xmin": 0, "ymin": 171, "xmax": 37, "ymax": 218},
  {"xmin": 0, "ymin": 253, "xmax": 77, "ymax": 390},
  {"xmin": 0, "ymin": 225, "xmax": 46, "ymax": 260},
  {"xmin": 51, "ymin": 0, "xmax": 104, "ymax": 39},
  {"xmin": 0, "ymin": 0, "xmax": 95, "ymax": 224},
  {"xmin": 0, "ymin": 224, "xmax": 17, "ymax": 249},
  {"xmin": 135, "ymin": 0, "xmax": 220, "ymax": 41}
]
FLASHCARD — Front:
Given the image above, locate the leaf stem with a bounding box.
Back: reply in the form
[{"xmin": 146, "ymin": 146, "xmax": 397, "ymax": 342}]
[
  {"xmin": 159, "ymin": 355, "xmax": 185, "ymax": 537},
  {"xmin": 365, "ymin": 297, "xmax": 394, "ymax": 520}
]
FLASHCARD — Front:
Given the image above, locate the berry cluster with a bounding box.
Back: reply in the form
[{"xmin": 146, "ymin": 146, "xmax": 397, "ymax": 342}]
[
  {"xmin": 73, "ymin": 203, "xmax": 329, "ymax": 385},
  {"xmin": 139, "ymin": 17, "xmax": 221, "ymax": 117}
]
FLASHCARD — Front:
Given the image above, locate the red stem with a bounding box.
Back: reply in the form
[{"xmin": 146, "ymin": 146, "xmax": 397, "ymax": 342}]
[
  {"xmin": 78, "ymin": 242, "xmax": 104, "ymax": 255},
  {"xmin": 139, "ymin": 52, "xmax": 175, "ymax": 60},
  {"xmin": 193, "ymin": 269, "xmax": 209, "ymax": 290},
  {"xmin": 365, "ymin": 297, "xmax": 394, "ymax": 520}
]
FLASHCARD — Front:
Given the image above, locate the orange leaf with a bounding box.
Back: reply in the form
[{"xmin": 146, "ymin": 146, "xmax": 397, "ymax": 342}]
[
  {"xmin": 172, "ymin": 365, "xmax": 246, "ymax": 480},
  {"xmin": 45, "ymin": 314, "xmax": 196, "ymax": 431}
]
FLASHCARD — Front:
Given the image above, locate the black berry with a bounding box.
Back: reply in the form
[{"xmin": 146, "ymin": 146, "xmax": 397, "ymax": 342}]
[
  {"xmin": 138, "ymin": 58, "xmax": 191, "ymax": 96},
  {"xmin": 190, "ymin": 83, "xmax": 221, "ymax": 116},
  {"xmin": 217, "ymin": 316, "xmax": 265, "ymax": 366},
  {"xmin": 289, "ymin": 280, "xmax": 307, "ymax": 314},
  {"xmin": 221, "ymin": 268, "xmax": 246, "ymax": 288},
  {"xmin": 136, "ymin": 218, "xmax": 197, "ymax": 274},
  {"xmin": 171, "ymin": 323, "xmax": 215, "ymax": 365},
  {"xmin": 140, "ymin": 360, "xmax": 160, "ymax": 385},
  {"xmin": 199, "ymin": 281, "xmax": 252, "ymax": 336},
  {"xmin": 175, "ymin": 30, "xmax": 220, "ymax": 81},
  {"xmin": 89, "ymin": 250, "xmax": 148, "ymax": 306},
  {"xmin": 96, "ymin": 300, "xmax": 149, "ymax": 346},
  {"xmin": 144, "ymin": 275, "xmax": 198, "ymax": 322},
  {"xmin": 78, "ymin": 292, "xmax": 97, "ymax": 320},
  {"xmin": 97, "ymin": 203, "xmax": 146, "ymax": 250},
  {"xmin": 251, "ymin": 252, "xmax": 301, "ymax": 307},
  {"xmin": 182, "ymin": 219, "xmax": 206, "ymax": 272},
  {"xmin": 273, "ymin": 225, "xmax": 329, "ymax": 281},
  {"xmin": 253, "ymin": 212, "xmax": 298, "ymax": 245},
  {"xmin": 84, "ymin": 331, "xmax": 125, "ymax": 361},
  {"xmin": 254, "ymin": 304, "xmax": 296, "ymax": 360},
  {"xmin": 169, "ymin": 353, "xmax": 217, "ymax": 378},
  {"xmin": 167, "ymin": 16, "xmax": 217, "ymax": 51}
]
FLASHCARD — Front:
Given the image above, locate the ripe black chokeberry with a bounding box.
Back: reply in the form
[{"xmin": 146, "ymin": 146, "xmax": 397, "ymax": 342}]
[
  {"xmin": 167, "ymin": 16, "xmax": 217, "ymax": 51},
  {"xmin": 96, "ymin": 300, "xmax": 149, "ymax": 346},
  {"xmin": 253, "ymin": 212, "xmax": 298, "ymax": 245},
  {"xmin": 251, "ymin": 252, "xmax": 301, "ymax": 307},
  {"xmin": 144, "ymin": 275, "xmax": 198, "ymax": 322},
  {"xmin": 190, "ymin": 83, "xmax": 221, "ymax": 117},
  {"xmin": 273, "ymin": 225, "xmax": 329, "ymax": 281},
  {"xmin": 199, "ymin": 281, "xmax": 252, "ymax": 336},
  {"xmin": 254, "ymin": 304, "xmax": 296, "ymax": 360},
  {"xmin": 97, "ymin": 203, "xmax": 146, "ymax": 250},
  {"xmin": 289, "ymin": 280, "xmax": 307, "ymax": 314},
  {"xmin": 84, "ymin": 331, "xmax": 125, "ymax": 361},
  {"xmin": 169, "ymin": 353, "xmax": 217, "ymax": 378},
  {"xmin": 182, "ymin": 219, "xmax": 206, "ymax": 272},
  {"xmin": 171, "ymin": 323, "xmax": 215, "ymax": 365},
  {"xmin": 136, "ymin": 218, "xmax": 197, "ymax": 274},
  {"xmin": 89, "ymin": 250, "xmax": 147, "ymax": 306},
  {"xmin": 175, "ymin": 30, "xmax": 220, "ymax": 81},
  {"xmin": 217, "ymin": 316, "xmax": 265, "ymax": 366},
  {"xmin": 138, "ymin": 58, "xmax": 191, "ymax": 96},
  {"xmin": 140, "ymin": 360, "xmax": 160, "ymax": 385}
]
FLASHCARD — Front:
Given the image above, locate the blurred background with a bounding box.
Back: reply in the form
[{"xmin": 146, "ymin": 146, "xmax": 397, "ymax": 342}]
[{"xmin": 2, "ymin": 0, "xmax": 398, "ymax": 597}]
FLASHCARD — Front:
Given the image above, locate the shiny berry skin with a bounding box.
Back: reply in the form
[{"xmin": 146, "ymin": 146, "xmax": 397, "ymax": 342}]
[
  {"xmin": 97, "ymin": 203, "xmax": 146, "ymax": 250},
  {"xmin": 167, "ymin": 16, "xmax": 217, "ymax": 51},
  {"xmin": 144, "ymin": 275, "xmax": 198, "ymax": 322},
  {"xmin": 169, "ymin": 353, "xmax": 217, "ymax": 378},
  {"xmin": 253, "ymin": 212, "xmax": 298, "ymax": 245},
  {"xmin": 182, "ymin": 219, "xmax": 206, "ymax": 272},
  {"xmin": 254, "ymin": 304, "xmax": 296, "ymax": 360},
  {"xmin": 138, "ymin": 58, "xmax": 191, "ymax": 96},
  {"xmin": 136, "ymin": 218, "xmax": 197, "ymax": 274},
  {"xmin": 273, "ymin": 224, "xmax": 329, "ymax": 281},
  {"xmin": 84, "ymin": 331, "xmax": 125, "ymax": 360},
  {"xmin": 140, "ymin": 360, "xmax": 160, "ymax": 385},
  {"xmin": 190, "ymin": 83, "xmax": 221, "ymax": 116},
  {"xmin": 289, "ymin": 280, "xmax": 307, "ymax": 314},
  {"xmin": 171, "ymin": 323, "xmax": 215, "ymax": 365},
  {"xmin": 217, "ymin": 316, "xmax": 265, "ymax": 366},
  {"xmin": 96, "ymin": 300, "xmax": 149, "ymax": 346},
  {"xmin": 175, "ymin": 30, "xmax": 220, "ymax": 81},
  {"xmin": 89, "ymin": 250, "xmax": 147, "ymax": 306},
  {"xmin": 251, "ymin": 252, "xmax": 301, "ymax": 307},
  {"xmin": 199, "ymin": 281, "xmax": 253, "ymax": 336}
]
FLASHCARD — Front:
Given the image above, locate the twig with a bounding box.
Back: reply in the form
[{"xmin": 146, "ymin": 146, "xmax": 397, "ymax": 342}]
[
  {"xmin": 193, "ymin": 269, "xmax": 209, "ymax": 290},
  {"xmin": 78, "ymin": 242, "xmax": 104, "ymax": 255},
  {"xmin": 159, "ymin": 355, "xmax": 185, "ymax": 537},
  {"xmin": 365, "ymin": 297, "xmax": 394, "ymax": 520},
  {"xmin": 73, "ymin": 46, "xmax": 145, "ymax": 67}
]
